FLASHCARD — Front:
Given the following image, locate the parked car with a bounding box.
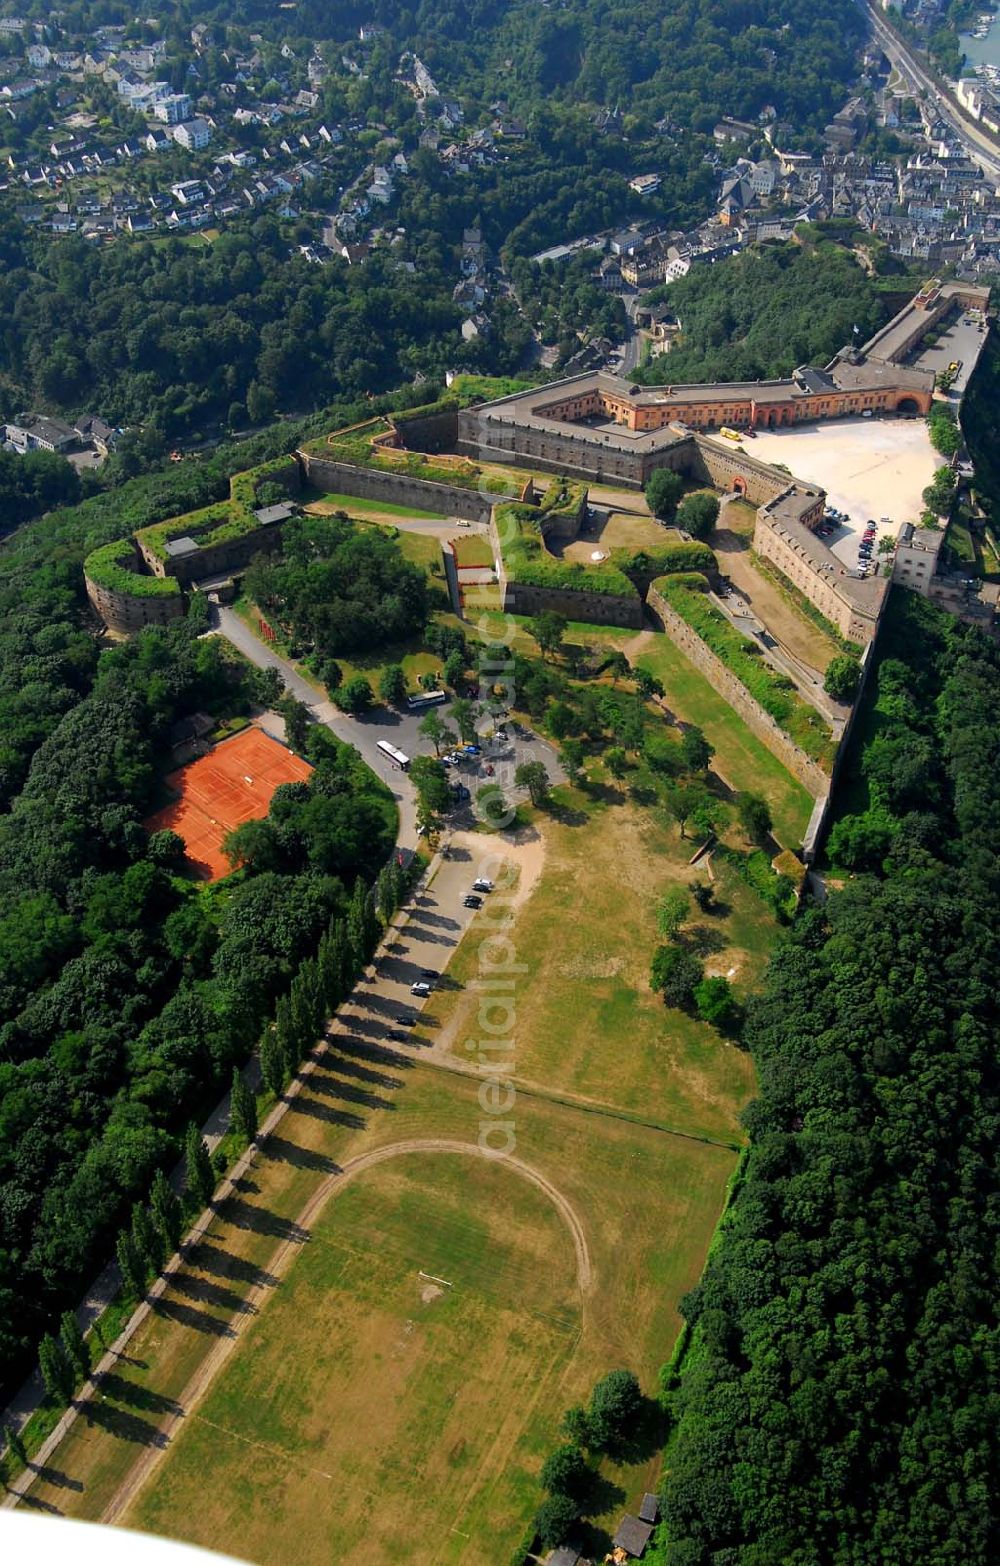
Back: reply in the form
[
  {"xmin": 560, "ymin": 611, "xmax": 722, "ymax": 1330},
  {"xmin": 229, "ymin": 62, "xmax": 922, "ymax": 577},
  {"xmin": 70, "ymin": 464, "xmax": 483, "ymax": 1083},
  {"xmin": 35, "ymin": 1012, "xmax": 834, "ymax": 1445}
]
[
  {"xmin": 410, "ymin": 981, "xmax": 431, "ymax": 997},
  {"xmin": 463, "ymin": 894, "xmax": 483, "ymax": 909},
  {"xmin": 472, "ymin": 878, "xmax": 494, "ymax": 892}
]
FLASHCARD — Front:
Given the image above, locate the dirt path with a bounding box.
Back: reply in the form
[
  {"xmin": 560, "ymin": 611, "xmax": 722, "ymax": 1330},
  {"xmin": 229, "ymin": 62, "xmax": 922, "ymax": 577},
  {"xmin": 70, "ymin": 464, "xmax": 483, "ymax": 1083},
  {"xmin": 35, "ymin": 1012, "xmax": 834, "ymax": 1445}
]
[
  {"xmin": 103, "ymin": 1137, "xmax": 592, "ymax": 1528},
  {"xmin": 712, "ymin": 528, "xmax": 836, "ymax": 675}
]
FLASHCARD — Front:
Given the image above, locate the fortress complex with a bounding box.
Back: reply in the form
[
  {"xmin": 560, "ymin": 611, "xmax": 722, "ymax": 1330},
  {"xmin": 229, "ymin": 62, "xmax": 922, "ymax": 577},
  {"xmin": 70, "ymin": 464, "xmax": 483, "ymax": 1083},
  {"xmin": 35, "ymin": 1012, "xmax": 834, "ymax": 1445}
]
[{"xmin": 456, "ymin": 357, "xmax": 933, "ymax": 487}]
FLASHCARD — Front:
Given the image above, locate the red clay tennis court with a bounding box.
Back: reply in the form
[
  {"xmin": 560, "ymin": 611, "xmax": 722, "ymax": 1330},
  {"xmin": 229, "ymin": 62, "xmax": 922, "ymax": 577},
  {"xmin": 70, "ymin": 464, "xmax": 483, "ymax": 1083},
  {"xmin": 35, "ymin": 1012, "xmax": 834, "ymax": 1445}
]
[{"xmin": 145, "ymin": 725, "xmax": 313, "ymax": 880}]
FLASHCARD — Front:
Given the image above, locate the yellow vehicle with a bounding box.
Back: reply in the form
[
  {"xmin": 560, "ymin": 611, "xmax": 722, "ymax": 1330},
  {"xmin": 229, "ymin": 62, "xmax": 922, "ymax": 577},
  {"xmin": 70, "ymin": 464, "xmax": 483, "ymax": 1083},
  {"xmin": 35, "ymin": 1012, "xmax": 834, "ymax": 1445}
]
[
  {"xmin": 948, "ymin": 360, "xmax": 960, "ymax": 373},
  {"xmin": 720, "ymin": 426, "xmax": 743, "ymax": 442}
]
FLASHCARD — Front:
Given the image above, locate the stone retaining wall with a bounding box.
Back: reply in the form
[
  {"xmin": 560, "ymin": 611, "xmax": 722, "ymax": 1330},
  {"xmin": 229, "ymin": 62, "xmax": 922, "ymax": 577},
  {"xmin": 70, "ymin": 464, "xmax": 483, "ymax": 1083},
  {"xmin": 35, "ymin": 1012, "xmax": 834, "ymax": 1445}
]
[
  {"xmin": 503, "ymin": 578, "xmax": 643, "ymax": 628},
  {"xmin": 299, "ymin": 453, "xmax": 494, "ymax": 523},
  {"xmin": 647, "ymin": 584, "xmax": 829, "ymax": 797},
  {"xmin": 85, "ymin": 558, "xmax": 188, "ymax": 635}
]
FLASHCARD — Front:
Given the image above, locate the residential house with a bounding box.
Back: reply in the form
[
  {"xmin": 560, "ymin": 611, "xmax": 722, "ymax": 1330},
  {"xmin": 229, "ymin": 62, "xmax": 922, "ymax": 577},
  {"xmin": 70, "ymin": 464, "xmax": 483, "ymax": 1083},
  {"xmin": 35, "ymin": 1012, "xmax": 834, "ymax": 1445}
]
[{"xmin": 4, "ymin": 414, "xmax": 77, "ymax": 453}]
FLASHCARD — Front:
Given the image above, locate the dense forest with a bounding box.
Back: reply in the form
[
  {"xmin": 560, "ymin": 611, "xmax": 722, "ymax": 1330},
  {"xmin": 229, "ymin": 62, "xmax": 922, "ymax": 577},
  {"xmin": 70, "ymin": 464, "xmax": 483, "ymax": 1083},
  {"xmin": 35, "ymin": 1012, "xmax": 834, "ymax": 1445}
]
[
  {"xmin": 662, "ymin": 591, "xmax": 1000, "ymax": 1563},
  {"xmin": 0, "ymin": 605, "xmax": 397, "ymax": 1393},
  {"xmin": 635, "ymin": 242, "xmax": 891, "ymax": 385},
  {"xmin": 0, "ymin": 215, "xmax": 462, "ymax": 441}
]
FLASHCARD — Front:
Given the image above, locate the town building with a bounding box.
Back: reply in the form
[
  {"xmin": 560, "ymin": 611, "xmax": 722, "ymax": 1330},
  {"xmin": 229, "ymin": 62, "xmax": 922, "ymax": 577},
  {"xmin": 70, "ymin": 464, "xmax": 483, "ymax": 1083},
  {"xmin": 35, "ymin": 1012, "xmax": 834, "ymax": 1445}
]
[
  {"xmin": 155, "ymin": 92, "xmax": 192, "ymax": 125},
  {"xmin": 173, "ymin": 117, "xmax": 211, "ymax": 151}
]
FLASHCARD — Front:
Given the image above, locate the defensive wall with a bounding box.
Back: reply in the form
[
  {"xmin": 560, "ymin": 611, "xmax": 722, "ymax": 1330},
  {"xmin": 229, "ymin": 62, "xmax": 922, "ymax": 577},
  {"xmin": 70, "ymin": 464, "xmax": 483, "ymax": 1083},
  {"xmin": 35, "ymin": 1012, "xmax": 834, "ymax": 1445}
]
[
  {"xmin": 297, "ymin": 451, "xmax": 497, "ymax": 523},
  {"xmin": 647, "ymin": 582, "xmax": 830, "ymax": 795},
  {"xmin": 84, "ymin": 456, "xmax": 301, "ymax": 635},
  {"xmin": 862, "ymin": 279, "xmax": 991, "ymax": 365}
]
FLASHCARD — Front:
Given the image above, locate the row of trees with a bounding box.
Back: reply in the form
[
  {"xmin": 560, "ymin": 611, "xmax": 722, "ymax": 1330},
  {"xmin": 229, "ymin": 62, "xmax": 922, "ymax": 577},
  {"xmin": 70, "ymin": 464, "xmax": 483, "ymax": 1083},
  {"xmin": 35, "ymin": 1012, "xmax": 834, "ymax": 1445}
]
[
  {"xmin": 8, "ymin": 850, "xmax": 410, "ymax": 1452},
  {"xmin": 663, "ymin": 591, "xmax": 1000, "ymax": 1563}
]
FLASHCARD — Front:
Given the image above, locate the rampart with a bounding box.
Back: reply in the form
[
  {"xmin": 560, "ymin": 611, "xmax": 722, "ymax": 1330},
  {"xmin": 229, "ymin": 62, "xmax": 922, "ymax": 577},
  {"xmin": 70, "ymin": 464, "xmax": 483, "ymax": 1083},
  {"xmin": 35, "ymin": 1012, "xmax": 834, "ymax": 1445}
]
[
  {"xmin": 503, "ymin": 576, "xmax": 644, "ymax": 628},
  {"xmin": 298, "ymin": 452, "xmax": 496, "ymax": 523},
  {"xmin": 84, "ymin": 456, "xmax": 301, "ymax": 635},
  {"xmin": 84, "ymin": 542, "xmax": 188, "ymax": 635},
  {"xmin": 647, "ymin": 582, "xmax": 830, "ymax": 796}
]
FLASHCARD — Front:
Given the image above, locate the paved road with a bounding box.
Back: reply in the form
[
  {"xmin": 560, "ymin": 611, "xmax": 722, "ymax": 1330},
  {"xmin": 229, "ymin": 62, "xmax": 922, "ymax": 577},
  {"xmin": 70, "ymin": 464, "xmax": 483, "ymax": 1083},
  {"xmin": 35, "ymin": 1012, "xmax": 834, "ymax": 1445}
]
[
  {"xmin": 214, "ymin": 605, "xmax": 566, "ymax": 818},
  {"xmin": 709, "ymin": 587, "xmax": 847, "ymax": 733},
  {"xmin": 214, "ymin": 605, "xmax": 425, "ymax": 854},
  {"xmin": 862, "ymin": 0, "xmax": 1000, "ymax": 181},
  {"xmin": 621, "ymin": 290, "xmax": 642, "ymax": 375}
]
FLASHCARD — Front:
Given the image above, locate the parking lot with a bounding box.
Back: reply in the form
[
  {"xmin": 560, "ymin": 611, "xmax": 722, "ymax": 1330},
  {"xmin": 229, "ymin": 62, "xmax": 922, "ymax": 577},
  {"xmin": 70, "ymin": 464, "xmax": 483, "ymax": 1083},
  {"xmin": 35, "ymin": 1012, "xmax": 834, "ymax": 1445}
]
[
  {"xmin": 909, "ymin": 309, "xmax": 988, "ymax": 398},
  {"xmin": 747, "ymin": 416, "xmax": 938, "ymax": 567},
  {"xmin": 358, "ymin": 697, "xmax": 567, "ymax": 815}
]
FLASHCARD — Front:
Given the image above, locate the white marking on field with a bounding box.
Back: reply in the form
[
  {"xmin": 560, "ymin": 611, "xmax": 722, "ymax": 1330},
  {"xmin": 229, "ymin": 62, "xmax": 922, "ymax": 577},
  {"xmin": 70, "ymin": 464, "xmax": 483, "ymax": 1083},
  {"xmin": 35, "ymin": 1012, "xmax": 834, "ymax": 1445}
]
[
  {"xmin": 190, "ymin": 1414, "xmax": 334, "ymax": 1480},
  {"xmin": 418, "ymin": 1270, "xmax": 454, "ymax": 1288}
]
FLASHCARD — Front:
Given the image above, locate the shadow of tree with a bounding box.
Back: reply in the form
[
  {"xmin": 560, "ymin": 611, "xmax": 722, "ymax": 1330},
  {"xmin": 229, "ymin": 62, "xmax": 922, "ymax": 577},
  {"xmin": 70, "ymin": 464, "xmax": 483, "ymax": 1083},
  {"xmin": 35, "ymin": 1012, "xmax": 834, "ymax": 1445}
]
[
  {"xmin": 685, "ymin": 924, "xmax": 727, "ymax": 956},
  {"xmin": 581, "ymin": 1470, "xmax": 627, "ymax": 1517},
  {"xmin": 168, "ymin": 1271, "xmax": 259, "ymax": 1317},
  {"xmin": 28, "ymin": 1462, "xmax": 84, "ymax": 1492},
  {"xmin": 150, "ymin": 1296, "xmax": 237, "ymax": 1339},
  {"xmin": 335, "ymin": 1034, "xmax": 415, "ymax": 1072},
  {"xmin": 309, "ymin": 1071, "xmax": 397, "ymax": 1113},
  {"xmin": 545, "ymin": 799, "xmax": 589, "ymax": 827},
  {"xmin": 183, "ymin": 1242, "xmax": 279, "ymax": 1290},
  {"xmin": 83, "ymin": 1400, "xmax": 170, "ymax": 1449},
  {"xmin": 94, "ymin": 1374, "xmax": 182, "ymax": 1418},
  {"xmin": 17, "ymin": 1493, "xmax": 62, "ymax": 1514},
  {"xmin": 217, "ymin": 1197, "xmax": 309, "ymax": 1244},
  {"xmin": 325, "ymin": 1052, "xmax": 404, "ymax": 1090},
  {"xmin": 290, "ymin": 1095, "xmax": 366, "ymax": 1130},
  {"xmin": 261, "ymin": 1134, "xmax": 342, "ymax": 1173}
]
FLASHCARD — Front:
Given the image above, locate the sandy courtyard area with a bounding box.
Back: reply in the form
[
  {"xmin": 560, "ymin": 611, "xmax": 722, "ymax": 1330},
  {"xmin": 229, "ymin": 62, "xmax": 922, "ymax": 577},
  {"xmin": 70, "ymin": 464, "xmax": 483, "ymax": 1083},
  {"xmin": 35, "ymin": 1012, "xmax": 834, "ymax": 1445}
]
[{"xmin": 745, "ymin": 417, "xmax": 938, "ymax": 565}]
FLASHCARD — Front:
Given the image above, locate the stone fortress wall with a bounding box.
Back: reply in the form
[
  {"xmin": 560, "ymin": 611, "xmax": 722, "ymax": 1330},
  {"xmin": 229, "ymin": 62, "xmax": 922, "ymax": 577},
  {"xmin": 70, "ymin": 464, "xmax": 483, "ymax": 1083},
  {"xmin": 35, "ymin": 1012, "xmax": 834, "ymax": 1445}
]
[
  {"xmin": 85, "ymin": 553, "xmax": 188, "ymax": 636},
  {"xmin": 647, "ymin": 582, "xmax": 830, "ymax": 795},
  {"xmin": 297, "ymin": 452, "xmax": 497, "ymax": 524}
]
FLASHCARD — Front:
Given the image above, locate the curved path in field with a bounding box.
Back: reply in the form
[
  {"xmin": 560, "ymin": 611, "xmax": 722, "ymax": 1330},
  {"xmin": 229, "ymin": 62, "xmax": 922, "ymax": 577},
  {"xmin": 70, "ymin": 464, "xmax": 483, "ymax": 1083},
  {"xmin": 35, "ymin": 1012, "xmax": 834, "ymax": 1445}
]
[{"xmin": 102, "ymin": 1137, "xmax": 591, "ymax": 1528}]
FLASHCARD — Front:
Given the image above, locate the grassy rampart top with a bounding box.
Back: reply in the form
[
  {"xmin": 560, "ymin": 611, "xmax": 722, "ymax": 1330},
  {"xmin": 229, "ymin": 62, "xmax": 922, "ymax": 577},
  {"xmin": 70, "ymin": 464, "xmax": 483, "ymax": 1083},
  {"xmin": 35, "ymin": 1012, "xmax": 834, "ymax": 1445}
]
[
  {"xmin": 303, "ymin": 417, "xmax": 488, "ymax": 490},
  {"xmin": 84, "ymin": 540, "xmax": 182, "ymax": 597},
  {"xmin": 136, "ymin": 456, "xmax": 297, "ymax": 563},
  {"xmin": 656, "ymin": 576, "xmax": 835, "ymax": 770},
  {"xmin": 84, "ymin": 454, "xmax": 297, "ymax": 593},
  {"xmin": 497, "ymin": 502, "xmax": 638, "ymax": 598}
]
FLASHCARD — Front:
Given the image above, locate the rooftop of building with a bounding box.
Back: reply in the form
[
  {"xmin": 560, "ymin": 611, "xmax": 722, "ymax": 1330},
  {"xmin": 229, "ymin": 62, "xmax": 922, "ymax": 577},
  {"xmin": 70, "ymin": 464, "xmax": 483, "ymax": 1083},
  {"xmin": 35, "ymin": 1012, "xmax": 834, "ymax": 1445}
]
[{"xmin": 757, "ymin": 501, "xmax": 888, "ymax": 614}]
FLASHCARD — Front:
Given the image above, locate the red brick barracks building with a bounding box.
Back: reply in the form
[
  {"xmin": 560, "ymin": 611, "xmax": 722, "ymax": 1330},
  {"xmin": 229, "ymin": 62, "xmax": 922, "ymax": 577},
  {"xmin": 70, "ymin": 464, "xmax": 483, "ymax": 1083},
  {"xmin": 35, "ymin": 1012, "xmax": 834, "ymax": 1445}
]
[{"xmin": 458, "ymin": 354, "xmax": 934, "ymax": 488}]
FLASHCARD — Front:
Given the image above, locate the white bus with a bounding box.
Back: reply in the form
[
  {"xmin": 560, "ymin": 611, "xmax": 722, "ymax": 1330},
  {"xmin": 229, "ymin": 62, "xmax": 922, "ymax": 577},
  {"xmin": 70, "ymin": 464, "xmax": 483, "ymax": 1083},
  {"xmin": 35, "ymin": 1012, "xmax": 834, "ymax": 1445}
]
[
  {"xmin": 406, "ymin": 689, "xmax": 447, "ymax": 711},
  {"xmin": 377, "ymin": 740, "xmax": 410, "ymax": 771}
]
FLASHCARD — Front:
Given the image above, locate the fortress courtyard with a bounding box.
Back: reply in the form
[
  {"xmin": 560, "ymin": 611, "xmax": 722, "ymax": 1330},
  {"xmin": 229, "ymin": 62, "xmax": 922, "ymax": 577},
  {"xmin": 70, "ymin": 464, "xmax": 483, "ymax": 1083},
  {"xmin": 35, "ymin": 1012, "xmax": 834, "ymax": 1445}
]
[{"xmin": 745, "ymin": 416, "xmax": 938, "ymax": 566}]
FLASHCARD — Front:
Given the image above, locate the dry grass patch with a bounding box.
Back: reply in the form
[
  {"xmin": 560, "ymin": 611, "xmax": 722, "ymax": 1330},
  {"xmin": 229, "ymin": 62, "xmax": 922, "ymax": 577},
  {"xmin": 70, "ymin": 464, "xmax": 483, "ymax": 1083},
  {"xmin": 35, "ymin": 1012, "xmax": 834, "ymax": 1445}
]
[
  {"xmin": 418, "ymin": 795, "xmax": 760, "ymax": 1143},
  {"xmin": 121, "ymin": 1076, "xmax": 737, "ymax": 1565}
]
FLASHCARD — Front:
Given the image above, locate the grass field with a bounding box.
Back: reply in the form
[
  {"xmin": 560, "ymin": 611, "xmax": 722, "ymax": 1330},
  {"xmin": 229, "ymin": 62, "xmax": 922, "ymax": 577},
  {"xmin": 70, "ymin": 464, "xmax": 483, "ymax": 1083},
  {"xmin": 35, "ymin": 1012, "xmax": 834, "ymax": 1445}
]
[
  {"xmin": 304, "ymin": 489, "xmax": 448, "ymax": 523},
  {"xmin": 630, "ymin": 632, "xmax": 815, "ymax": 848},
  {"xmin": 415, "ymin": 793, "xmax": 759, "ymax": 1143},
  {"xmin": 24, "ymin": 1052, "xmax": 739, "ymax": 1564}
]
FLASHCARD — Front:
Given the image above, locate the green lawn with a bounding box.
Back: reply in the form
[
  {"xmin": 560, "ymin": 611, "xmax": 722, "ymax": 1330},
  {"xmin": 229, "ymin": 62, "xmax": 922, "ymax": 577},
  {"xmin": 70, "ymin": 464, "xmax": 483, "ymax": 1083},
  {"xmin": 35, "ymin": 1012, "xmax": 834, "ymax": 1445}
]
[
  {"xmin": 304, "ymin": 487, "xmax": 448, "ymax": 522},
  {"xmin": 633, "ymin": 633, "xmax": 815, "ymax": 849}
]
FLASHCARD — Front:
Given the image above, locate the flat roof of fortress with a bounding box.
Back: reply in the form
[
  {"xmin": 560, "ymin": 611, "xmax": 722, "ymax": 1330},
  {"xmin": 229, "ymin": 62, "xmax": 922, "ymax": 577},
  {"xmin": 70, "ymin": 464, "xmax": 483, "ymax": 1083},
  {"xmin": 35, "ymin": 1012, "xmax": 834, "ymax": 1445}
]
[{"xmin": 758, "ymin": 501, "xmax": 887, "ymax": 615}]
